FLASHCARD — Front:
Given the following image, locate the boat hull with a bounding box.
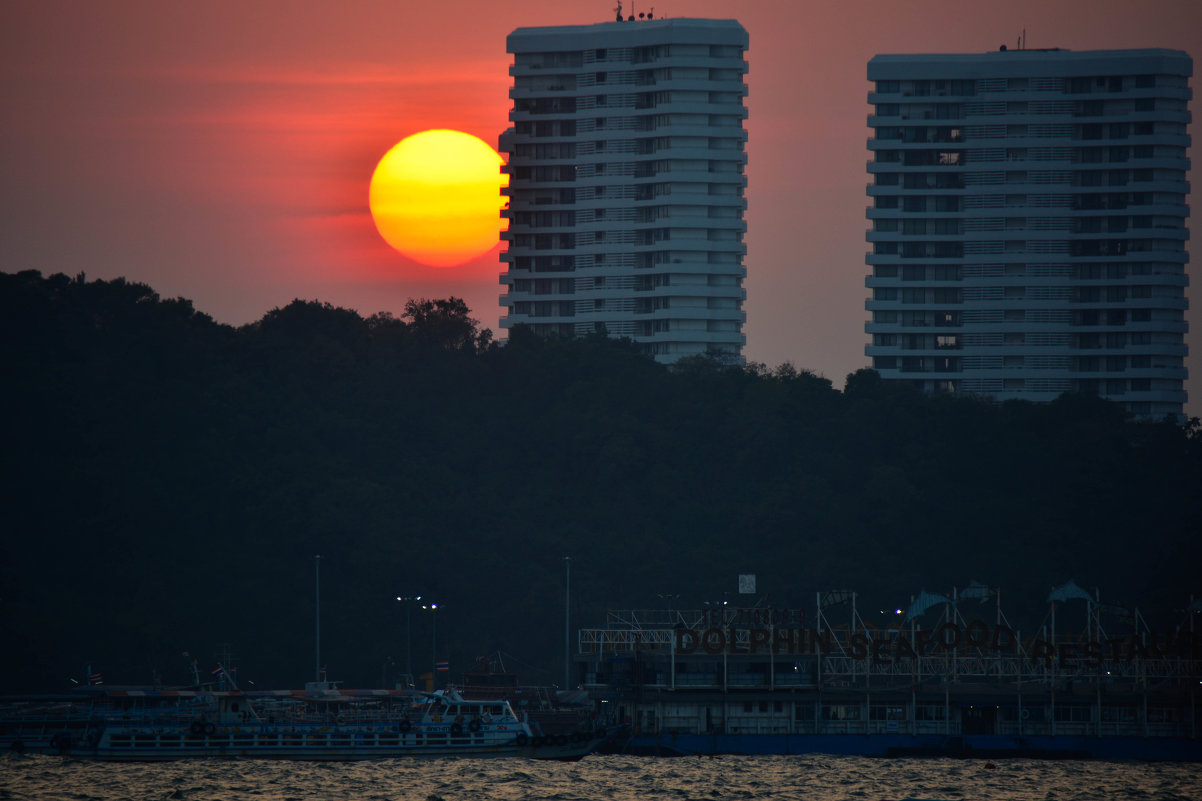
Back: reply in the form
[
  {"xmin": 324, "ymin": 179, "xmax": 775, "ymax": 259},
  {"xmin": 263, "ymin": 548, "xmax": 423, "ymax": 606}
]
[
  {"xmin": 620, "ymin": 732, "xmax": 1202, "ymax": 761},
  {"xmin": 31, "ymin": 725, "xmax": 624, "ymax": 762}
]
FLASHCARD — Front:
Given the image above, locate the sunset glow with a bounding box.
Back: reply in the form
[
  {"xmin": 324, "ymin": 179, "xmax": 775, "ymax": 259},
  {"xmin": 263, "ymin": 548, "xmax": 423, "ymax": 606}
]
[
  {"xmin": 6, "ymin": 1, "xmax": 1200, "ymax": 401},
  {"xmin": 368, "ymin": 129, "xmax": 507, "ymax": 267}
]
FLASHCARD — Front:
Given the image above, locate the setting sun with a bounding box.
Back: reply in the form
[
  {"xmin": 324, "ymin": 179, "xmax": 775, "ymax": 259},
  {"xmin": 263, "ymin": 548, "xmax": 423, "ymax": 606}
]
[{"xmin": 368, "ymin": 130, "xmax": 507, "ymax": 268}]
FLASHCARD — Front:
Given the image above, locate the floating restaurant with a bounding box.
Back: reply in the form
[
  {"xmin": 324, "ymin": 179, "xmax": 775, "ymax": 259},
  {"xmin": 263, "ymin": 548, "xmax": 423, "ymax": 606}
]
[{"xmin": 574, "ymin": 582, "xmax": 1202, "ymax": 759}]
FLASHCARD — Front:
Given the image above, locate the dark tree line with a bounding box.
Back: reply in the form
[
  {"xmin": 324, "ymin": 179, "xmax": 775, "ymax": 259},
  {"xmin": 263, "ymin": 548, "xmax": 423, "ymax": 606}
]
[{"xmin": 2, "ymin": 269, "xmax": 1199, "ymax": 692}]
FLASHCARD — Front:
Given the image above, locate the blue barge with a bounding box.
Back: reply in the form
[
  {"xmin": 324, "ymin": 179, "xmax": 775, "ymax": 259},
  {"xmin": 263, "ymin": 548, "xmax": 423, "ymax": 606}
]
[{"xmin": 575, "ymin": 585, "xmax": 1202, "ymax": 760}]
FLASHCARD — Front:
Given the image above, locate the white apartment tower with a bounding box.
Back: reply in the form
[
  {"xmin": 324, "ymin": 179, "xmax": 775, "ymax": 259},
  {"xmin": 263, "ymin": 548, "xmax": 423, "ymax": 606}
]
[
  {"xmin": 499, "ymin": 17, "xmax": 749, "ymax": 362},
  {"xmin": 866, "ymin": 49, "xmax": 1191, "ymax": 418}
]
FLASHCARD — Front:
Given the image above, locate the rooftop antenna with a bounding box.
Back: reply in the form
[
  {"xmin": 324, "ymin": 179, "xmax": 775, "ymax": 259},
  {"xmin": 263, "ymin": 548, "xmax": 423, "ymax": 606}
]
[{"xmin": 615, "ymin": 1, "xmax": 622, "ymax": 22}]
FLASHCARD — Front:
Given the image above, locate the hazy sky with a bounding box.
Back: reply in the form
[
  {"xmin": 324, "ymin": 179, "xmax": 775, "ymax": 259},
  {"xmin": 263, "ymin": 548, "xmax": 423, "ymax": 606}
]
[{"xmin": 3, "ymin": 0, "xmax": 1199, "ymax": 406}]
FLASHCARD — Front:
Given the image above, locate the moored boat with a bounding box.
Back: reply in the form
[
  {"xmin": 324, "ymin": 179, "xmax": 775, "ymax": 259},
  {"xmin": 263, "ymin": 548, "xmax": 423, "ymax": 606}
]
[
  {"xmin": 452, "ymin": 654, "xmax": 603, "ymax": 741},
  {"xmin": 1, "ymin": 685, "xmax": 622, "ymax": 761}
]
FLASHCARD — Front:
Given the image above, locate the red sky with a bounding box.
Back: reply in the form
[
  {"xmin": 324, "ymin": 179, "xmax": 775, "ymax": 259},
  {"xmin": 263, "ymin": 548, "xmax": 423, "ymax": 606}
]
[{"xmin": 3, "ymin": 0, "xmax": 1199, "ymax": 408}]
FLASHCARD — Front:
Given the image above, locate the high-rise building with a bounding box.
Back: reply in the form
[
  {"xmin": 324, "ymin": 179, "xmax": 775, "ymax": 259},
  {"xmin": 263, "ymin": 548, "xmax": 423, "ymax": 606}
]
[
  {"xmin": 866, "ymin": 49, "xmax": 1192, "ymax": 418},
  {"xmin": 499, "ymin": 17, "xmax": 748, "ymax": 362}
]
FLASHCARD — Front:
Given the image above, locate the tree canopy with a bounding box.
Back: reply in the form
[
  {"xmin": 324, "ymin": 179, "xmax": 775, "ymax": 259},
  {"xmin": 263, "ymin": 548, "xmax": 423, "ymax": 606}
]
[{"xmin": 2, "ymin": 270, "xmax": 1199, "ymax": 692}]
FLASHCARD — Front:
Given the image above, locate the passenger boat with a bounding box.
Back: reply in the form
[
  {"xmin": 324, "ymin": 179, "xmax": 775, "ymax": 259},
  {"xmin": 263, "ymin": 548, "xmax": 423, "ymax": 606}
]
[
  {"xmin": 0, "ymin": 685, "xmax": 621, "ymax": 761},
  {"xmin": 575, "ymin": 584, "xmax": 1202, "ymax": 760}
]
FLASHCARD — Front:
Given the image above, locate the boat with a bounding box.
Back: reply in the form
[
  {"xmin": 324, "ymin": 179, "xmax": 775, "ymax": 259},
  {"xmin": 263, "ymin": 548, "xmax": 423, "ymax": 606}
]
[
  {"xmin": 0, "ymin": 684, "xmax": 622, "ymax": 761},
  {"xmin": 452, "ymin": 654, "xmax": 604, "ymax": 740},
  {"xmin": 573, "ymin": 584, "xmax": 1202, "ymax": 760}
]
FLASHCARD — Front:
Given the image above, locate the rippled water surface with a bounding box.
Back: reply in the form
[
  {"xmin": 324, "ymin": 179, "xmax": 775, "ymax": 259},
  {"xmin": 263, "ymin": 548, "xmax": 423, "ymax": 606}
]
[{"xmin": 2, "ymin": 753, "xmax": 1200, "ymax": 801}]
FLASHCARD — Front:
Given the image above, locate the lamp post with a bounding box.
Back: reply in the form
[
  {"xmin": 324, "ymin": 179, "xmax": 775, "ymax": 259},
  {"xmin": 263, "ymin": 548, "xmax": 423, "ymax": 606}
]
[
  {"xmin": 422, "ymin": 602, "xmax": 439, "ymax": 688},
  {"xmin": 314, "ymin": 555, "xmax": 321, "ymax": 684},
  {"xmin": 564, "ymin": 556, "xmax": 571, "ymax": 690},
  {"xmin": 704, "ymin": 598, "xmax": 730, "ymax": 731},
  {"xmin": 395, "ymin": 595, "xmax": 421, "ymax": 683}
]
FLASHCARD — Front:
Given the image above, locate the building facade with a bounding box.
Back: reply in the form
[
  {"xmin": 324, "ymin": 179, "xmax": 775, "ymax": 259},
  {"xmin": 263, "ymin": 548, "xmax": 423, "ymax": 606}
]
[
  {"xmin": 500, "ymin": 18, "xmax": 748, "ymax": 362},
  {"xmin": 866, "ymin": 49, "xmax": 1191, "ymax": 418}
]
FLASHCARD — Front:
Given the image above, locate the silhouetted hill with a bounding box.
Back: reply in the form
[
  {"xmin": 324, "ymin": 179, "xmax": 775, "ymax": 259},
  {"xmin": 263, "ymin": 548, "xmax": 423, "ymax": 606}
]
[{"xmin": 2, "ymin": 270, "xmax": 1199, "ymax": 692}]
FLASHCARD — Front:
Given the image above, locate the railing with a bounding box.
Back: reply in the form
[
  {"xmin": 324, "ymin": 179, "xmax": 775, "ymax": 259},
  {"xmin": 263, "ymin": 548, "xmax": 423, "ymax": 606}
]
[
  {"xmin": 630, "ymin": 709, "xmax": 1194, "ymax": 739},
  {"xmin": 580, "ymin": 642, "xmax": 1201, "ymax": 688}
]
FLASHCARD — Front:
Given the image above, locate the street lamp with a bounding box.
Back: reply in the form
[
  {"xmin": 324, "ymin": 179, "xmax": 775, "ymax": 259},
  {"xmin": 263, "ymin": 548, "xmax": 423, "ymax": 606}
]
[
  {"xmin": 564, "ymin": 556, "xmax": 570, "ymax": 690},
  {"xmin": 396, "ymin": 595, "xmax": 422, "ymax": 682},
  {"xmin": 422, "ymin": 602, "xmax": 439, "ymax": 688}
]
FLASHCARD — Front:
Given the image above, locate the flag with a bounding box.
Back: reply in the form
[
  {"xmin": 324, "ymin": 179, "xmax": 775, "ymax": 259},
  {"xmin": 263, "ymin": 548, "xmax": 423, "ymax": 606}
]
[
  {"xmin": 1098, "ymin": 602, "xmax": 1134, "ymax": 623},
  {"xmin": 820, "ymin": 590, "xmax": 853, "ymax": 609},
  {"xmin": 435, "ymin": 661, "xmax": 450, "ymax": 672},
  {"xmin": 1048, "ymin": 579, "xmax": 1092, "ymax": 604},
  {"xmin": 960, "ymin": 580, "xmax": 993, "ymax": 603},
  {"xmin": 211, "ymin": 666, "xmax": 225, "ymax": 677},
  {"xmin": 88, "ymin": 672, "xmax": 103, "ymax": 685},
  {"xmin": 906, "ymin": 590, "xmax": 951, "ymax": 621}
]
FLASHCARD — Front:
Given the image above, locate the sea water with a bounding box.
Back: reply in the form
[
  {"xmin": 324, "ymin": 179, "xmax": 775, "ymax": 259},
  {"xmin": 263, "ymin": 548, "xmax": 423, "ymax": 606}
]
[{"xmin": 2, "ymin": 753, "xmax": 1199, "ymax": 800}]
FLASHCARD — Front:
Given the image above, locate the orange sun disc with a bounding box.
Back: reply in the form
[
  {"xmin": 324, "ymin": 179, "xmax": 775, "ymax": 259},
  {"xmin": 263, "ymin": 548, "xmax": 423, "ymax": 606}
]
[{"xmin": 369, "ymin": 129, "xmax": 507, "ymax": 268}]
